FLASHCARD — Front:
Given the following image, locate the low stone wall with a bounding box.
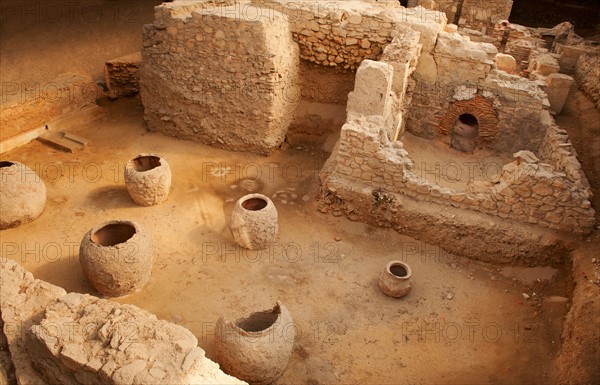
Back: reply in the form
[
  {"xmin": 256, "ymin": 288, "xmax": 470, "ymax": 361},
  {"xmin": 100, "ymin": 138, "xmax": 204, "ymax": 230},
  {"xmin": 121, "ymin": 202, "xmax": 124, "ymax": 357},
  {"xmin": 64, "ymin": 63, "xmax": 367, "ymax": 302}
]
[
  {"xmin": 322, "ymin": 57, "xmax": 595, "ymax": 234},
  {"xmin": 0, "ymin": 260, "xmax": 245, "ymax": 385},
  {"xmin": 0, "ymin": 73, "xmax": 101, "ymax": 142},
  {"xmin": 323, "ymin": 116, "xmax": 595, "ymax": 234},
  {"xmin": 575, "ymin": 52, "xmax": 600, "ymax": 110},
  {"xmin": 104, "ymin": 52, "xmax": 142, "ymax": 100}
]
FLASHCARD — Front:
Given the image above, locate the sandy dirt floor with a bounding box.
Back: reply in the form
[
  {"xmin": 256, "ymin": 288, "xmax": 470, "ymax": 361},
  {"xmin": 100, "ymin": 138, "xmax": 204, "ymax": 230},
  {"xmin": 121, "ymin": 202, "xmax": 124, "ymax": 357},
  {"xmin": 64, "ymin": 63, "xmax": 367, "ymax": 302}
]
[
  {"xmin": 0, "ymin": 98, "xmax": 574, "ymax": 384},
  {"xmin": 0, "ymin": 0, "xmax": 160, "ymax": 85},
  {"xmin": 401, "ymin": 133, "xmax": 514, "ymax": 191}
]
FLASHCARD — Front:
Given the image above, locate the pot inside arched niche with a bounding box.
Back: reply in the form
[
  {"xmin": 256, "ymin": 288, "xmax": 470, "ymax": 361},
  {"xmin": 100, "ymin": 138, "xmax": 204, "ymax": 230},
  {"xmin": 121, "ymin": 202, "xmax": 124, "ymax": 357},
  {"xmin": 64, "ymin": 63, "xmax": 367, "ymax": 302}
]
[{"xmin": 436, "ymin": 94, "xmax": 499, "ymax": 152}]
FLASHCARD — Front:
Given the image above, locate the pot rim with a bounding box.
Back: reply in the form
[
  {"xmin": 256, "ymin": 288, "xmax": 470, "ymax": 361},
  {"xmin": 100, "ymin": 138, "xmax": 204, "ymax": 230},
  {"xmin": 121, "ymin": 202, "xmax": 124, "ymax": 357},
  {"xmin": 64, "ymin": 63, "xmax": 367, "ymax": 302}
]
[
  {"xmin": 224, "ymin": 301, "xmax": 285, "ymax": 337},
  {"xmin": 125, "ymin": 153, "xmax": 168, "ymax": 173},
  {"xmin": 385, "ymin": 260, "xmax": 412, "ymax": 280},
  {"xmin": 236, "ymin": 193, "xmax": 273, "ymax": 212},
  {"xmin": 87, "ymin": 220, "xmax": 142, "ymax": 248},
  {"xmin": 0, "ymin": 160, "xmax": 18, "ymax": 168}
]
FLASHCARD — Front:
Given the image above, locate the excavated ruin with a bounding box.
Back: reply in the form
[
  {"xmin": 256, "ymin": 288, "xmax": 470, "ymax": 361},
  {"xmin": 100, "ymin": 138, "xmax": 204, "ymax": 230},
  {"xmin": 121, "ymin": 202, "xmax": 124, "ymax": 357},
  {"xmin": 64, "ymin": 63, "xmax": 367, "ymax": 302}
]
[{"xmin": 1, "ymin": 0, "xmax": 599, "ymax": 384}]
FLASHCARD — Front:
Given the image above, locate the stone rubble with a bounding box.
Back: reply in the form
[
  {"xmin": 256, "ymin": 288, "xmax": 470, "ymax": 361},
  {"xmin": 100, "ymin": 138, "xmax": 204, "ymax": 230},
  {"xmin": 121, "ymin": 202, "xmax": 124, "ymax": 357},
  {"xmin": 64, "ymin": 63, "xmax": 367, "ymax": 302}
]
[{"xmin": 0, "ymin": 260, "xmax": 246, "ymax": 385}]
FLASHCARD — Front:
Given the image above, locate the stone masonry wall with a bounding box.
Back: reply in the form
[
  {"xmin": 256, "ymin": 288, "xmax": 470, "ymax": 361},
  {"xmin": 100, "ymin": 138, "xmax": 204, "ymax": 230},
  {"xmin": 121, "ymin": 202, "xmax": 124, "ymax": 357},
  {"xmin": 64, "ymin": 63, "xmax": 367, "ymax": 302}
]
[
  {"xmin": 491, "ymin": 21, "xmax": 546, "ymax": 74},
  {"xmin": 322, "ymin": 59, "xmax": 595, "ymax": 234},
  {"xmin": 253, "ymin": 0, "xmax": 445, "ymax": 71},
  {"xmin": 416, "ymin": 0, "xmax": 512, "ymax": 34},
  {"xmin": 575, "ymin": 52, "xmax": 600, "ymax": 110},
  {"xmin": 104, "ymin": 52, "xmax": 142, "ymax": 100},
  {"xmin": 0, "ymin": 260, "xmax": 245, "ymax": 385},
  {"xmin": 407, "ymin": 30, "xmax": 551, "ymax": 156},
  {"xmin": 140, "ymin": 0, "xmax": 300, "ymax": 155}
]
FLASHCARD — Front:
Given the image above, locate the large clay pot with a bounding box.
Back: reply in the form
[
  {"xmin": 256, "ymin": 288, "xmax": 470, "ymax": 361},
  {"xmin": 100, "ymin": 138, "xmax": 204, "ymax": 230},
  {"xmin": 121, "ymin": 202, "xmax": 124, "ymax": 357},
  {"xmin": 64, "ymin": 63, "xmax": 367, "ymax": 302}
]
[
  {"xmin": 79, "ymin": 220, "xmax": 154, "ymax": 297},
  {"xmin": 379, "ymin": 260, "xmax": 413, "ymax": 298},
  {"xmin": 230, "ymin": 194, "xmax": 278, "ymax": 250},
  {"xmin": 124, "ymin": 154, "xmax": 171, "ymax": 206},
  {"xmin": 0, "ymin": 161, "xmax": 46, "ymax": 229},
  {"xmin": 215, "ymin": 301, "xmax": 294, "ymax": 385}
]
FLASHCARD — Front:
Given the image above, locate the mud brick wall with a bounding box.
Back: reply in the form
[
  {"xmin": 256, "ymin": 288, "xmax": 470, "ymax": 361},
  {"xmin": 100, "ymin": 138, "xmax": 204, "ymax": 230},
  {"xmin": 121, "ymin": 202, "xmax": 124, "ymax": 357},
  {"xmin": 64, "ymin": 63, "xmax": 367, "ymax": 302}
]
[
  {"xmin": 104, "ymin": 52, "xmax": 142, "ymax": 99},
  {"xmin": 140, "ymin": 0, "xmax": 300, "ymax": 155},
  {"xmin": 490, "ymin": 22, "xmax": 546, "ymax": 73},
  {"xmin": 0, "ymin": 73, "xmax": 100, "ymax": 142}
]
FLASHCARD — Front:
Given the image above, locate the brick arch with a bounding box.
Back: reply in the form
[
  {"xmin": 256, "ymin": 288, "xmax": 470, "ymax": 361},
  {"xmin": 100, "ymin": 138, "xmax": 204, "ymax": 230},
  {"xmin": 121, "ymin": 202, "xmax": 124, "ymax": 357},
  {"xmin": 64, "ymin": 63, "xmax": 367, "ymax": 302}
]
[{"xmin": 436, "ymin": 95, "xmax": 499, "ymax": 140}]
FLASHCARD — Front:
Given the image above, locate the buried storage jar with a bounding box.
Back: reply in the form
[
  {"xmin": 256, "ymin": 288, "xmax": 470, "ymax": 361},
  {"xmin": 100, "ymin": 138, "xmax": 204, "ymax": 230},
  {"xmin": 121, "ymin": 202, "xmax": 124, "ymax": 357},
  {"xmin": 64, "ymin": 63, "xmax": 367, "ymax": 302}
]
[
  {"xmin": 379, "ymin": 260, "xmax": 413, "ymax": 298},
  {"xmin": 215, "ymin": 301, "xmax": 294, "ymax": 385},
  {"xmin": 0, "ymin": 161, "xmax": 47, "ymax": 229},
  {"xmin": 79, "ymin": 220, "xmax": 154, "ymax": 297},
  {"xmin": 230, "ymin": 193, "xmax": 278, "ymax": 250},
  {"xmin": 124, "ymin": 153, "xmax": 171, "ymax": 206}
]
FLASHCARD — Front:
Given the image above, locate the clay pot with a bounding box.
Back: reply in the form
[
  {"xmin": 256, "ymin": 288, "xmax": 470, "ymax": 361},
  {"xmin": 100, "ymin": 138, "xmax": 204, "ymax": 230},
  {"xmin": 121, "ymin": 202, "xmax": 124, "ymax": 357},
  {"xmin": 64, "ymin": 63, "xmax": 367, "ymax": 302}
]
[
  {"xmin": 230, "ymin": 194, "xmax": 278, "ymax": 250},
  {"xmin": 79, "ymin": 220, "xmax": 154, "ymax": 297},
  {"xmin": 379, "ymin": 260, "xmax": 413, "ymax": 298},
  {"xmin": 215, "ymin": 301, "xmax": 294, "ymax": 385},
  {"xmin": 124, "ymin": 154, "xmax": 171, "ymax": 206},
  {"xmin": 0, "ymin": 161, "xmax": 46, "ymax": 229}
]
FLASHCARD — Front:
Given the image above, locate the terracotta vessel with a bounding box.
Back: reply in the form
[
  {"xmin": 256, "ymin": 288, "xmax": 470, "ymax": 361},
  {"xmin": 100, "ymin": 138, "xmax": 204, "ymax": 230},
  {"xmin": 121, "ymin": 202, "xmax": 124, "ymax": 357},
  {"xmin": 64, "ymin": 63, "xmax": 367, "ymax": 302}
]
[
  {"xmin": 0, "ymin": 161, "xmax": 46, "ymax": 229},
  {"xmin": 124, "ymin": 154, "xmax": 171, "ymax": 206},
  {"xmin": 215, "ymin": 301, "xmax": 294, "ymax": 385},
  {"xmin": 230, "ymin": 193, "xmax": 278, "ymax": 250},
  {"xmin": 379, "ymin": 260, "xmax": 413, "ymax": 298},
  {"xmin": 79, "ymin": 220, "xmax": 154, "ymax": 297}
]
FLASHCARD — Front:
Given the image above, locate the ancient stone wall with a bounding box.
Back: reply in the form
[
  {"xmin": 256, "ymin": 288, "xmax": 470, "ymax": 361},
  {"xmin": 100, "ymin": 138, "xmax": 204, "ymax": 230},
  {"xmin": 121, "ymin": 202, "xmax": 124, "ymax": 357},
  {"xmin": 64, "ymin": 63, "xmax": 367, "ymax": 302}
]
[
  {"xmin": 0, "ymin": 260, "xmax": 245, "ymax": 385},
  {"xmin": 140, "ymin": 0, "xmax": 300, "ymax": 155},
  {"xmin": 322, "ymin": 58, "xmax": 595, "ymax": 234},
  {"xmin": 253, "ymin": 0, "xmax": 445, "ymax": 71},
  {"xmin": 490, "ymin": 21, "xmax": 546, "ymax": 74},
  {"xmin": 407, "ymin": 31, "xmax": 551, "ymax": 155},
  {"xmin": 416, "ymin": 0, "xmax": 512, "ymax": 35},
  {"xmin": 0, "ymin": 73, "xmax": 101, "ymax": 142},
  {"xmin": 575, "ymin": 52, "xmax": 600, "ymax": 110},
  {"xmin": 104, "ymin": 52, "xmax": 142, "ymax": 100}
]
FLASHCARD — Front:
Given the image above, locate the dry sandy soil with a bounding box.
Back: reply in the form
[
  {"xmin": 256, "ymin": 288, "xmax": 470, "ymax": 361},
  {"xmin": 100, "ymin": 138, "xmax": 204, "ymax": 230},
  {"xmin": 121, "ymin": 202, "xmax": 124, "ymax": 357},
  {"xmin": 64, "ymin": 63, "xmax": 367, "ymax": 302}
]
[{"xmin": 0, "ymin": 98, "xmax": 575, "ymax": 384}]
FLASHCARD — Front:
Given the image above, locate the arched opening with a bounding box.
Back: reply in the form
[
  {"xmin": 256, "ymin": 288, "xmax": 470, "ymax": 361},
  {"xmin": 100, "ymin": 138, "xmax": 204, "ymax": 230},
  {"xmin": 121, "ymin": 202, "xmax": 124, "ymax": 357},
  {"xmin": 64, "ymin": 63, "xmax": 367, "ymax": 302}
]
[{"xmin": 451, "ymin": 113, "xmax": 479, "ymax": 153}]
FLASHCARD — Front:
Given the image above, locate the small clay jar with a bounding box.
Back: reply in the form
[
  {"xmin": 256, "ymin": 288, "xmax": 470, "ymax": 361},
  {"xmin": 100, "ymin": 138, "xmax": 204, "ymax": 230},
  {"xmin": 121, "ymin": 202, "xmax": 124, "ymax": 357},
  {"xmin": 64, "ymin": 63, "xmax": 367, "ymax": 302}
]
[
  {"xmin": 79, "ymin": 220, "xmax": 154, "ymax": 297},
  {"xmin": 230, "ymin": 194, "xmax": 278, "ymax": 250},
  {"xmin": 0, "ymin": 161, "xmax": 47, "ymax": 229},
  {"xmin": 215, "ymin": 301, "xmax": 294, "ymax": 385},
  {"xmin": 124, "ymin": 154, "xmax": 171, "ymax": 206},
  {"xmin": 379, "ymin": 260, "xmax": 413, "ymax": 298}
]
